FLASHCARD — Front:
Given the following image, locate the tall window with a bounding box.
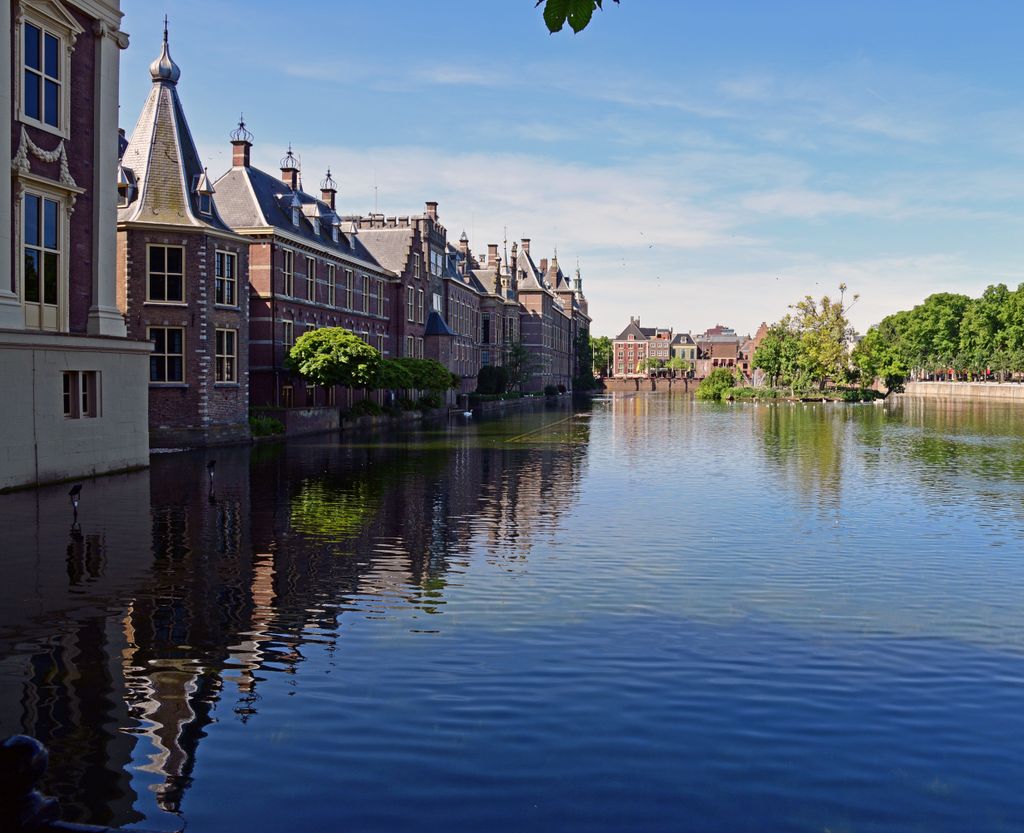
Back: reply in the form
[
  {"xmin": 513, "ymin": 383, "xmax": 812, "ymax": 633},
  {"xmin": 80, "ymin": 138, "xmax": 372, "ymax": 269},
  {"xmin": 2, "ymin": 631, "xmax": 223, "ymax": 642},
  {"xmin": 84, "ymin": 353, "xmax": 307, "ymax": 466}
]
[
  {"xmin": 215, "ymin": 251, "xmax": 237, "ymax": 306},
  {"xmin": 406, "ymin": 335, "xmax": 414, "ymax": 357},
  {"xmin": 282, "ymin": 249, "xmax": 294, "ymax": 296},
  {"xmin": 281, "ymin": 385, "xmax": 294, "ymax": 408},
  {"xmin": 22, "ymin": 192, "xmax": 61, "ymax": 330},
  {"xmin": 149, "ymin": 327, "xmax": 185, "ymax": 382},
  {"xmin": 413, "ymin": 255, "xmax": 421, "ymax": 278},
  {"xmin": 344, "ymin": 269, "xmax": 353, "ymax": 309},
  {"xmin": 328, "ymin": 264, "xmax": 336, "ymax": 306},
  {"xmin": 407, "ymin": 285, "xmax": 415, "ymax": 322},
  {"xmin": 282, "ymin": 319, "xmax": 294, "ymax": 348},
  {"xmin": 147, "ymin": 245, "xmax": 184, "ymax": 302},
  {"xmin": 62, "ymin": 371, "xmax": 99, "ymax": 419},
  {"xmin": 215, "ymin": 329, "xmax": 237, "ymax": 382},
  {"xmin": 416, "ymin": 289, "xmax": 425, "ymax": 324},
  {"xmin": 22, "ymin": 22, "xmax": 61, "ymax": 129},
  {"xmin": 416, "ymin": 337, "xmax": 424, "ymax": 358},
  {"xmin": 377, "ymin": 279, "xmax": 385, "ymax": 316},
  {"xmin": 362, "ymin": 275, "xmax": 370, "ymax": 313},
  {"xmin": 306, "ymin": 256, "xmax": 316, "ymax": 301}
]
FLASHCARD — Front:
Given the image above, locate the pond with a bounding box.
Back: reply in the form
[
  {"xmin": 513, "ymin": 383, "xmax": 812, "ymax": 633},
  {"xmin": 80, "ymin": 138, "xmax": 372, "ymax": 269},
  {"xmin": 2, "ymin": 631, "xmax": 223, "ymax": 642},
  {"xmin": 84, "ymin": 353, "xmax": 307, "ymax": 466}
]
[{"xmin": 2, "ymin": 395, "xmax": 1023, "ymax": 832}]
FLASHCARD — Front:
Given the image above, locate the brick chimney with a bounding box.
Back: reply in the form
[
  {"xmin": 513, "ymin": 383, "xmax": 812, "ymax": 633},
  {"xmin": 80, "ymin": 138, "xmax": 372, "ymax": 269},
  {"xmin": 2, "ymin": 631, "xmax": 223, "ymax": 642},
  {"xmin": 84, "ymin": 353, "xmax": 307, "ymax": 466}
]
[
  {"xmin": 425, "ymin": 201, "xmax": 438, "ymax": 220},
  {"xmin": 520, "ymin": 238, "xmax": 530, "ymax": 255},
  {"xmin": 459, "ymin": 231, "xmax": 469, "ymax": 256},
  {"xmin": 280, "ymin": 145, "xmax": 300, "ymax": 190},
  {"xmin": 230, "ymin": 116, "xmax": 253, "ymax": 168},
  {"xmin": 539, "ymin": 258, "xmax": 548, "ymax": 274},
  {"xmin": 320, "ymin": 169, "xmax": 337, "ymax": 210},
  {"xmin": 487, "ymin": 243, "xmax": 499, "ymax": 265}
]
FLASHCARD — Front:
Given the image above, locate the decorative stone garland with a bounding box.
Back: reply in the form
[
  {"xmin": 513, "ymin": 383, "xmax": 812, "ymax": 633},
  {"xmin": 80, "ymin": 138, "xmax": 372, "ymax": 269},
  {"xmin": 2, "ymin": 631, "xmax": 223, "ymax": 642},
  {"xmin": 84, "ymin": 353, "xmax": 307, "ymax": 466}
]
[{"xmin": 11, "ymin": 126, "xmax": 79, "ymax": 191}]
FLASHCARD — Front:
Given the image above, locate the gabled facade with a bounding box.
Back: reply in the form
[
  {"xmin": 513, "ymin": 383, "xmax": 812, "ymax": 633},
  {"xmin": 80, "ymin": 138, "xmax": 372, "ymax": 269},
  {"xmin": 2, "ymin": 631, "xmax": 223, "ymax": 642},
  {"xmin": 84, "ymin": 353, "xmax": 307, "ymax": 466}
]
[
  {"xmin": 613, "ymin": 316, "xmax": 672, "ymax": 375},
  {"xmin": 670, "ymin": 332, "xmax": 697, "ymax": 375},
  {"xmin": 462, "ymin": 234, "xmax": 519, "ymax": 372},
  {"xmin": 515, "ymin": 239, "xmax": 572, "ymax": 391},
  {"xmin": 214, "ymin": 133, "xmax": 395, "ymax": 412},
  {"xmin": 2, "ymin": 0, "xmax": 151, "ymax": 489},
  {"xmin": 117, "ymin": 28, "xmax": 250, "ymax": 447}
]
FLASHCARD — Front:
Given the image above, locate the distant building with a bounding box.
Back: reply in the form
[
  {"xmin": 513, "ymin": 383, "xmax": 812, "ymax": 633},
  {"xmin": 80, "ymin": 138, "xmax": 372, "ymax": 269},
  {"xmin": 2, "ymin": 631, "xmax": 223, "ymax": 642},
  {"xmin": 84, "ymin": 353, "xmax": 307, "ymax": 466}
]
[
  {"xmin": 670, "ymin": 332, "xmax": 697, "ymax": 374},
  {"xmin": 515, "ymin": 240, "xmax": 573, "ymax": 391},
  {"xmin": 613, "ymin": 316, "xmax": 673, "ymax": 375},
  {"xmin": 2, "ymin": 0, "xmax": 151, "ymax": 489}
]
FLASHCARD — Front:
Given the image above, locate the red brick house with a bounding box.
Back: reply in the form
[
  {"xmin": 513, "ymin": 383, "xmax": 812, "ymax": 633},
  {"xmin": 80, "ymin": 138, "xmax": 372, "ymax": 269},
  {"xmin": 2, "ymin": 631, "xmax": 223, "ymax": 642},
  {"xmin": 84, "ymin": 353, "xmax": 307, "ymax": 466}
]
[
  {"xmin": 2, "ymin": 0, "xmax": 151, "ymax": 489},
  {"xmin": 117, "ymin": 27, "xmax": 250, "ymax": 447},
  {"xmin": 214, "ymin": 133, "xmax": 395, "ymax": 413}
]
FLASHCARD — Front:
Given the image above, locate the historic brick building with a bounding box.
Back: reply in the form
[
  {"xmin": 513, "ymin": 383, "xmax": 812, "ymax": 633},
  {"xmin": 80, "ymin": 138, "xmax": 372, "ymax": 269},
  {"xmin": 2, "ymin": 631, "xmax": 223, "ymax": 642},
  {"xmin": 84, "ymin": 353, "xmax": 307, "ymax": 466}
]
[
  {"xmin": 2, "ymin": 0, "xmax": 151, "ymax": 489},
  {"xmin": 117, "ymin": 27, "xmax": 250, "ymax": 447},
  {"xmin": 214, "ymin": 132, "xmax": 395, "ymax": 412},
  {"xmin": 515, "ymin": 239, "xmax": 572, "ymax": 391},
  {"xmin": 613, "ymin": 317, "xmax": 672, "ymax": 376},
  {"xmin": 459, "ymin": 233, "xmax": 519, "ymax": 373}
]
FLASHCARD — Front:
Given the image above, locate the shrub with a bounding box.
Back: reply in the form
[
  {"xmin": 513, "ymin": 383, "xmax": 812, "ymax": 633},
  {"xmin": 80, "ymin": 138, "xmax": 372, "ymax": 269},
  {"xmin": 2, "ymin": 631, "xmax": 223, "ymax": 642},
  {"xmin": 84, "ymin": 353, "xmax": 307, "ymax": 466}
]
[
  {"xmin": 398, "ymin": 397, "xmax": 417, "ymax": 411},
  {"xmin": 476, "ymin": 365, "xmax": 509, "ymax": 395},
  {"xmin": 695, "ymin": 368, "xmax": 737, "ymax": 401},
  {"xmin": 249, "ymin": 415, "xmax": 285, "ymax": 437},
  {"xmin": 557, "ymin": 383, "xmax": 567, "ymax": 394},
  {"xmin": 544, "ymin": 384, "xmax": 558, "ymax": 396},
  {"xmin": 417, "ymin": 393, "xmax": 443, "ymax": 411},
  {"xmin": 350, "ymin": 399, "xmax": 383, "ymax": 417}
]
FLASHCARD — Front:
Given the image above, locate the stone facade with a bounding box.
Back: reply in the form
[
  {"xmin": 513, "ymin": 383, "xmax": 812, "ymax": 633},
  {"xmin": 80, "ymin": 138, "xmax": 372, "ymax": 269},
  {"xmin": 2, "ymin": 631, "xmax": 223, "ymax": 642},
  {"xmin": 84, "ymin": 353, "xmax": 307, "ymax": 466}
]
[{"xmin": 2, "ymin": 0, "xmax": 150, "ymax": 489}]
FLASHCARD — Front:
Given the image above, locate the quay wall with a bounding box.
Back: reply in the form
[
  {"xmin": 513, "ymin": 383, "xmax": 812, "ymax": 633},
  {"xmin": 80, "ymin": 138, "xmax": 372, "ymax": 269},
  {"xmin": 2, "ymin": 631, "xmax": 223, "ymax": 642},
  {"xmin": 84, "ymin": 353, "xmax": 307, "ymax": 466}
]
[
  {"xmin": 900, "ymin": 382, "xmax": 1024, "ymax": 402},
  {"xmin": 602, "ymin": 378, "xmax": 692, "ymax": 394}
]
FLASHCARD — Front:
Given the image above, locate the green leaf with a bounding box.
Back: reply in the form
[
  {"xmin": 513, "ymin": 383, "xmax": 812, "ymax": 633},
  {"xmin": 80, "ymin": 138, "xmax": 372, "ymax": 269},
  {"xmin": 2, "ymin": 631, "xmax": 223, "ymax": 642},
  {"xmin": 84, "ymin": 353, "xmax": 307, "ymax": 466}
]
[
  {"xmin": 567, "ymin": 0, "xmax": 594, "ymax": 32},
  {"xmin": 543, "ymin": 0, "xmax": 569, "ymax": 32}
]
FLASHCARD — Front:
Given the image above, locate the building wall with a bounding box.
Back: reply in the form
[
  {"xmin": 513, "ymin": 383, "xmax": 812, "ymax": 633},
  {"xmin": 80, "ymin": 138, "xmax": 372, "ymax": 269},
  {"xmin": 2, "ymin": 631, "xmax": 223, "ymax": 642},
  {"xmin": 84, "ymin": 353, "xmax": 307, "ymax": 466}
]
[
  {"xmin": 119, "ymin": 228, "xmax": 250, "ymax": 448},
  {"xmin": 0, "ymin": 331, "xmax": 150, "ymax": 490}
]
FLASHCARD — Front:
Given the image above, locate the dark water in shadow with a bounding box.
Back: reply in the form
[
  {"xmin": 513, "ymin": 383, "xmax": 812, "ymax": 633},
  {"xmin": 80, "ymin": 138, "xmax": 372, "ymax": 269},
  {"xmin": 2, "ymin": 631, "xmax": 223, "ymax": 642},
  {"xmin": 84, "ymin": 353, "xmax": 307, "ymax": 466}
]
[{"xmin": 2, "ymin": 396, "xmax": 1023, "ymax": 832}]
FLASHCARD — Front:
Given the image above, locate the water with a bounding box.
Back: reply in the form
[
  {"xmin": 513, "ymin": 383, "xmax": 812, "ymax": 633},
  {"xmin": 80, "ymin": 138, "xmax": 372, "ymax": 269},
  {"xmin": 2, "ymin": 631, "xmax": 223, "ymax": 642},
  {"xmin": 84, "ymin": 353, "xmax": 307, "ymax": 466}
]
[{"xmin": 2, "ymin": 395, "xmax": 1024, "ymax": 832}]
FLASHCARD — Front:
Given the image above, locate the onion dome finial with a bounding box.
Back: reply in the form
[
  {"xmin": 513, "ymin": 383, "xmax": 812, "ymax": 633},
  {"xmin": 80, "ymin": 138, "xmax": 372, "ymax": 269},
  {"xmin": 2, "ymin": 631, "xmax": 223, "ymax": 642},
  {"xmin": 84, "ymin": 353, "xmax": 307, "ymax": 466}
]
[{"xmin": 149, "ymin": 16, "xmax": 181, "ymax": 84}]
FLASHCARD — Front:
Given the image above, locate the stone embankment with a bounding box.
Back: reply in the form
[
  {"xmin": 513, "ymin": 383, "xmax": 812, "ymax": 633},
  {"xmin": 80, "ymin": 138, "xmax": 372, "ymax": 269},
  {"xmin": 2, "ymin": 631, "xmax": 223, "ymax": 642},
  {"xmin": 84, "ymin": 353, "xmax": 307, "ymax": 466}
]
[
  {"xmin": 900, "ymin": 382, "xmax": 1024, "ymax": 402},
  {"xmin": 601, "ymin": 377, "xmax": 692, "ymax": 394}
]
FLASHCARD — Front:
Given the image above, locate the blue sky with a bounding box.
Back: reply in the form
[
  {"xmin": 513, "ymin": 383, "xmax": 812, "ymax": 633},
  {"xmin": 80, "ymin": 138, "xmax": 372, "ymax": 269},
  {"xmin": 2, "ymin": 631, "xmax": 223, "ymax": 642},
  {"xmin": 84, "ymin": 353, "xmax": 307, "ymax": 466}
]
[{"xmin": 119, "ymin": 1, "xmax": 1024, "ymax": 337}]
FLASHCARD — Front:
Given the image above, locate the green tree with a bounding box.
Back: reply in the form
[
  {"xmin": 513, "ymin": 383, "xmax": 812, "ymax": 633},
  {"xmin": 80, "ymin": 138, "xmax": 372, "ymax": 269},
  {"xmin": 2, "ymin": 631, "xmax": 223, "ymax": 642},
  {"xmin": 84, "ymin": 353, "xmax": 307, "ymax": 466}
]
[
  {"xmin": 790, "ymin": 284, "xmax": 857, "ymax": 390},
  {"xmin": 959, "ymin": 284, "xmax": 1010, "ymax": 379},
  {"xmin": 573, "ymin": 328, "xmax": 597, "ymax": 390},
  {"xmin": 590, "ymin": 335, "xmax": 613, "ymax": 376},
  {"xmin": 476, "ymin": 365, "xmax": 509, "ymax": 395},
  {"xmin": 695, "ymin": 367, "xmax": 736, "ymax": 401},
  {"xmin": 667, "ymin": 356, "xmax": 688, "ymax": 377},
  {"xmin": 377, "ymin": 358, "xmax": 415, "ymax": 391},
  {"xmin": 390, "ymin": 357, "xmax": 458, "ymax": 392},
  {"xmin": 753, "ymin": 317, "xmax": 801, "ymax": 389},
  {"xmin": 538, "ymin": 0, "xmax": 618, "ymax": 33},
  {"xmin": 287, "ymin": 327, "xmax": 381, "ymax": 390},
  {"xmin": 852, "ymin": 326, "xmax": 908, "ymax": 397},
  {"xmin": 504, "ymin": 342, "xmax": 538, "ymax": 392}
]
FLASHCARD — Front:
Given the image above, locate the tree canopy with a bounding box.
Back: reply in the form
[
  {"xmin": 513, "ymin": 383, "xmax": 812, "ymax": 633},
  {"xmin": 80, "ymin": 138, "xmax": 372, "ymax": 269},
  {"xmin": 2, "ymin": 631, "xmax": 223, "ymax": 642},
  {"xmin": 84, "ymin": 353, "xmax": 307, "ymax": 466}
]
[{"xmin": 287, "ymin": 327, "xmax": 381, "ymax": 389}]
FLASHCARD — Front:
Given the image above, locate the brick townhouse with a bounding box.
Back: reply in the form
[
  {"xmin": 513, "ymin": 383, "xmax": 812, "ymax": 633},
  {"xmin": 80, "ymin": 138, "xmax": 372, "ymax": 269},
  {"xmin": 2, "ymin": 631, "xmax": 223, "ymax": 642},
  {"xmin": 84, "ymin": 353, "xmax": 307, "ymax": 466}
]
[
  {"xmin": 117, "ymin": 27, "xmax": 251, "ymax": 447},
  {"xmin": 214, "ymin": 131, "xmax": 395, "ymax": 412},
  {"xmin": 614, "ymin": 317, "xmax": 672, "ymax": 376},
  {"xmin": 2, "ymin": 0, "xmax": 151, "ymax": 489}
]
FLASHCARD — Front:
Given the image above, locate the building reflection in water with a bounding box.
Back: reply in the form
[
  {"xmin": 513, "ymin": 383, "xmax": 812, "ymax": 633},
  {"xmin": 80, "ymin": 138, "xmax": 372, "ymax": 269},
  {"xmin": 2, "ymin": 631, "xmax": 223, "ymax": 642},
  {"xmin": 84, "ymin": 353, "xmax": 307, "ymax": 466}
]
[{"xmin": 0, "ymin": 408, "xmax": 590, "ymax": 828}]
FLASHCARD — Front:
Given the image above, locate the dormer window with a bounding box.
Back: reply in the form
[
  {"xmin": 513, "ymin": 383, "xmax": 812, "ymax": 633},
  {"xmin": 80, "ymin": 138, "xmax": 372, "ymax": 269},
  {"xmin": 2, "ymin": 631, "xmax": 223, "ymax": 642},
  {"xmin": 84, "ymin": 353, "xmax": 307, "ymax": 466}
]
[
  {"xmin": 193, "ymin": 168, "xmax": 215, "ymax": 217},
  {"xmin": 199, "ymin": 193, "xmax": 212, "ymax": 215},
  {"xmin": 292, "ymin": 207, "xmax": 300, "ymax": 227},
  {"xmin": 312, "ymin": 218, "xmax": 320, "ymax": 235}
]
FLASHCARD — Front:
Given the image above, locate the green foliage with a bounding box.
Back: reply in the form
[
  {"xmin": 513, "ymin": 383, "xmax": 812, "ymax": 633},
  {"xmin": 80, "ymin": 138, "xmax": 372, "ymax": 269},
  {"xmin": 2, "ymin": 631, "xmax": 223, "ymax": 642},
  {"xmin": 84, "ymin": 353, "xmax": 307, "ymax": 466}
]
[
  {"xmin": 390, "ymin": 357, "xmax": 457, "ymax": 392},
  {"xmin": 504, "ymin": 342, "xmax": 538, "ymax": 392},
  {"xmin": 753, "ymin": 317, "xmax": 802, "ymax": 389},
  {"xmin": 398, "ymin": 396, "xmax": 416, "ymax": 411},
  {"xmin": 249, "ymin": 415, "xmax": 285, "ymax": 436},
  {"xmin": 287, "ymin": 327, "xmax": 381, "ymax": 389},
  {"xmin": 575, "ymin": 329, "xmax": 594, "ymax": 380},
  {"xmin": 417, "ymin": 393, "xmax": 443, "ymax": 411},
  {"xmin": 637, "ymin": 357, "xmax": 665, "ymax": 373},
  {"xmin": 538, "ymin": 0, "xmax": 618, "ymax": 33},
  {"xmin": 350, "ymin": 398, "xmax": 383, "ymax": 417},
  {"xmin": 695, "ymin": 367, "xmax": 737, "ymax": 401},
  {"xmin": 476, "ymin": 365, "xmax": 510, "ymax": 395},
  {"xmin": 590, "ymin": 335, "xmax": 613, "ymax": 374},
  {"xmin": 790, "ymin": 284, "xmax": 857, "ymax": 390},
  {"xmin": 377, "ymin": 358, "xmax": 415, "ymax": 390},
  {"xmin": 544, "ymin": 384, "xmax": 559, "ymax": 396}
]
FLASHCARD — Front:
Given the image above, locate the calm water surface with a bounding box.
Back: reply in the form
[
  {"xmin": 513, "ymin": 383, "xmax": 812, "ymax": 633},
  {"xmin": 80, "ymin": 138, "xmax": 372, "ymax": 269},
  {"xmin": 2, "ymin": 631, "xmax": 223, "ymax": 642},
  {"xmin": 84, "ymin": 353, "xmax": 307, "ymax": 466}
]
[{"xmin": 2, "ymin": 395, "xmax": 1024, "ymax": 832}]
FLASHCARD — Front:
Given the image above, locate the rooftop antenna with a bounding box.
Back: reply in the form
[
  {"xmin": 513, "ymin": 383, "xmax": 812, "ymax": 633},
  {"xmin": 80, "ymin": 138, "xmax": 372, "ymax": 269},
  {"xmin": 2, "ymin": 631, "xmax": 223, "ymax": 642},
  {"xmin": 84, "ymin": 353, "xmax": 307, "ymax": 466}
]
[{"xmin": 503, "ymin": 226, "xmax": 508, "ymax": 266}]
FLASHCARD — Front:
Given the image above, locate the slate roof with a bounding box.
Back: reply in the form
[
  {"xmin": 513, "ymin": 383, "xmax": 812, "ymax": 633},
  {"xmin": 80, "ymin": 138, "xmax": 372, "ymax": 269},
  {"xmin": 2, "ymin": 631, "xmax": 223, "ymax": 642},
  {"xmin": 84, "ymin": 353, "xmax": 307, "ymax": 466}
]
[
  {"xmin": 117, "ymin": 38, "xmax": 233, "ymax": 233},
  {"xmin": 515, "ymin": 247, "xmax": 547, "ymax": 292},
  {"xmin": 424, "ymin": 310, "xmax": 455, "ymax": 337},
  {"xmin": 445, "ymin": 244, "xmax": 487, "ymax": 295},
  {"xmin": 671, "ymin": 333, "xmax": 696, "ymax": 345},
  {"xmin": 352, "ymin": 227, "xmax": 415, "ymax": 274},
  {"xmin": 214, "ymin": 165, "xmax": 388, "ymax": 272},
  {"xmin": 615, "ymin": 320, "xmax": 648, "ymax": 341}
]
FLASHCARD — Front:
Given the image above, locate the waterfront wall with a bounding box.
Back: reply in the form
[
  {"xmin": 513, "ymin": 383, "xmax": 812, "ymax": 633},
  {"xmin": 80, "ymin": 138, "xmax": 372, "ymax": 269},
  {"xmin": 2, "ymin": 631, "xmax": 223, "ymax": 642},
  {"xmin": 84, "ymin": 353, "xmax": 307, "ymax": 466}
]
[
  {"xmin": 900, "ymin": 382, "xmax": 1024, "ymax": 402},
  {"xmin": 602, "ymin": 377, "xmax": 692, "ymax": 394}
]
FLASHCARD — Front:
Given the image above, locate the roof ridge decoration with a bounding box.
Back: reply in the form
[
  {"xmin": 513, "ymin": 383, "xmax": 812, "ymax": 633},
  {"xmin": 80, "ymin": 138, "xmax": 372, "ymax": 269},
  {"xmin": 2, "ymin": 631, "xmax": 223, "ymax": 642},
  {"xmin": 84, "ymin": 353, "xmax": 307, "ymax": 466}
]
[
  {"xmin": 149, "ymin": 16, "xmax": 180, "ymax": 84},
  {"xmin": 230, "ymin": 114, "xmax": 254, "ymax": 143}
]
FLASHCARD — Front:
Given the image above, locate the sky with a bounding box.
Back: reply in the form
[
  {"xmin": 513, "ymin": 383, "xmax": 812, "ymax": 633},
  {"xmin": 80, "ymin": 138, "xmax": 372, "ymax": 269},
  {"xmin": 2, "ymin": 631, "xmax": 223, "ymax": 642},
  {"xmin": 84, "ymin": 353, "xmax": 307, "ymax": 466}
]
[{"xmin": 119, "ymin": 1, "xmax": 1024, "ymax": 338}]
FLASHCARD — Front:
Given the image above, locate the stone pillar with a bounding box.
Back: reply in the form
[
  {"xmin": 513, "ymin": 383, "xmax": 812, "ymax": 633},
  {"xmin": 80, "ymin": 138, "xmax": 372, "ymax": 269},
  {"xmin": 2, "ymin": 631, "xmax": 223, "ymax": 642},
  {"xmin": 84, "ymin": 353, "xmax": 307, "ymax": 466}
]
[
  {"xmin": 87, "ymin": 23, "xmax": 129, "ymax": 337},
  {"xmin": 0, "ymin": 0, "xmax": 23, "ymax": 329}
]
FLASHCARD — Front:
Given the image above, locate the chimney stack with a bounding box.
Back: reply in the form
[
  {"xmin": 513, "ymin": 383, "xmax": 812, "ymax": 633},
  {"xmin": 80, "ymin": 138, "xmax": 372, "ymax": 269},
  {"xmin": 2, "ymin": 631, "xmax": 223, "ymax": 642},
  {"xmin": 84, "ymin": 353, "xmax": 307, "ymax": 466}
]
[
  {"xmin": 487, "ymin": 243, "xmax": 499, "ymax": 265},
  {"xmin": 520, "ymin": 238, "xmax": 530, "ymax": 255},
  {"xmin": 280, "ymin": 144, "xmax": 300, "ymax": 190},
  {"xmin": 320, "ymin": 169, "xmax": 338, "ymax": 210},
  {"xmin": 230, "ymin": 115, "xmax": 253, "ymax": 168},
  {"xmin": 459, "ymin": 230, "xmax": 469, "ymax": 256},
  {"xmin": 539, "ymin": 258, "xmax": 548, "ymax": 274},
  {"xmin": 425, "ymin": 201, "xmax": 438, "ymax": 220}
]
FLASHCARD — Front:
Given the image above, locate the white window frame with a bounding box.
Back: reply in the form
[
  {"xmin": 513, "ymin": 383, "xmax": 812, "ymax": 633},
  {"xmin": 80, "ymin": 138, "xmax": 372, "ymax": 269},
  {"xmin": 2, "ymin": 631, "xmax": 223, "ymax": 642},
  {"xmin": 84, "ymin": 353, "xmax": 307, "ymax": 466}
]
[
  {"xmin": 306, "ymin": 256, "xmax": 316, "ymax": 301},
  {"xmin": 19, "ymin": 186, "xmax": 68, "ymax": 331},
  {"xmin": 376, "ymin": 279, "xmax": 385, "ymax": 317},
  {"xmin": 14, "ymin": 3, "xmax": 82, "ymax": 139},
  {"xmin": 407, "ymin": 285, "xmax": 415, "ymax": 322},
  {"xmin": 327, "ymin": 264, "xmax": 336, "ymax": 307},
  {"xmin": 344, "ymin": 269, "xmax": 354, "ymax": 309},
  {"xmin": 282, "ymin": 249, "xmax": 294, "ymax": 296},
  {"xmin": 416, "ymin": 289, "xmax": 425, "ymax": 324},
  {"xmin": 146, "ymin": 244, "xmax": 186, "ymax": 304},
  {"xmin": 282, "ymin": 319, "xmax": 295, "ymax": 348}
]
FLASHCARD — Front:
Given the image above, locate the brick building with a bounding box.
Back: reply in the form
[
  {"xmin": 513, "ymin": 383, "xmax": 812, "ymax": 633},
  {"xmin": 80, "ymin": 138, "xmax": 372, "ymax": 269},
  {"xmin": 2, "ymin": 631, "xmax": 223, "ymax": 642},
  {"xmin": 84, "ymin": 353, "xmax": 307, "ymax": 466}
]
[
  {"xmin": 117, "ymin": 27, "xmax": 250, "ymax": 447},
  {"xmin": 459, "ymin": 233, "xmax": 519, "ymax": 372},
  {"xmin": 2, "ymin": 0, "xmax": 151, "ymax": 489},
  {"xmin": 613, "ymin": 317, "xmax": 672, "ymax": 376},
  {"xmin": 214, "ymin": 131, "xmax": 395, "ymax": 413},
  {"xmin": 546, "ymin": 255, "xmax": 592, "ymax": 384},
  {"xmin": 670, "ymin": 332, "xmax": 697, "ymax": 375},
  {"xmin": 515, "ymin": 239, "xmax": 572, "ymax": 391}
]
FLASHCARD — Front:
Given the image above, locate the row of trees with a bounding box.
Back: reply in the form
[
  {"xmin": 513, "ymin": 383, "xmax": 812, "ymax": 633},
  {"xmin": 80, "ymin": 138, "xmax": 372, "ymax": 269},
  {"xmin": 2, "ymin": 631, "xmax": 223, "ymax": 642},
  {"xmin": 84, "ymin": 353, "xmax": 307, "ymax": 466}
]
[
  {"xmin": 851, "ymin": 285, "xmax": 1024, "ymax": 390},
  {"xmin": 753, "ymin": 284, "xmax": 859, "ymax": 392}
]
